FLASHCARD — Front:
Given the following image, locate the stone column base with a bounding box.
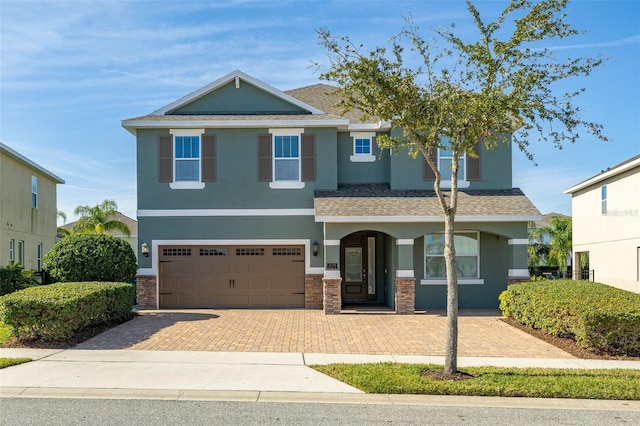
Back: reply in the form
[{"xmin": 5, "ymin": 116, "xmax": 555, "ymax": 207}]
[
  {"xmin": 323, "ymin": 277, "xmax": 342, "ymax": 315},
  {"xmin": 136, "ymin": 275, "xmax": 157, "ymax": 309},
  {"xmin": 395, "ymin": 278, "xmax": 415, "ymax": 315},
  {"xmin": 305, "ymin": 275, "xmax": 323, "ymax": 309}
]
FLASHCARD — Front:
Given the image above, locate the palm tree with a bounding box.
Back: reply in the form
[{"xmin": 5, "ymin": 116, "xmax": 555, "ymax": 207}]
[
  {"xmin": 57, "ymin": 210, "xmax": 70, "ymax": 237},
  {"xmin": 540, "ymin": 217, "xmax": 573, "ymax": 274},
  {"xmin": 72, "ymin": 199, "xmax": 131, "ymax": 237}
]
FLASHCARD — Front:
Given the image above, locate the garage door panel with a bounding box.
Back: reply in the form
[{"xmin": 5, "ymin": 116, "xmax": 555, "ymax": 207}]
[{"xmin": 159, "ymin": 245, "xmax": 305, "ymax": 309}]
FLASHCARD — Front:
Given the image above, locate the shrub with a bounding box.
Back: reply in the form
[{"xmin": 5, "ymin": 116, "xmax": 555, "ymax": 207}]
[
  {"xmin": 0, "ymin": 282, "xmax": 135, "ymax": 341},
  {"xmin": 43, "ymin": 233, "xmax": 137, "ymax": 283},
  {"xmin": 0, "ymin": 264, "xmax": 33, "ymax": 296},
  {"xmin": 499, "ymin": 280, "xmax": 640, "ymax": 356}
]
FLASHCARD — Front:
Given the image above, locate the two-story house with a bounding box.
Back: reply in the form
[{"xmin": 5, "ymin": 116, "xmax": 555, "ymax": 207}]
[
  {"xmin": 122, "ymin": 70, "xmax": 540, "ymax": 313},
  {"xmin": 565, "ymin": 154, "xmax": 640, "ymax": 293},
  {"xmin": 1, "ymin": 142, "xmax": 65, "ymax": 271}
]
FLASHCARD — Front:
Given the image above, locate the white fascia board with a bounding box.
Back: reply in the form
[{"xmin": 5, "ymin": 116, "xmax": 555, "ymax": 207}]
[
  {"xmin": 315, "ymin": 215, "xmax": 542, "ymax": 223},
  {"xmin": 150, "ymin": 70, "xmax": 326, "ymax": 116},
  {"xmin": 121, "ymin": 119, "xmax": 349, "ymax": 130},
  {"xmin": 138, "ymin": 208, "xmax": 315, "ymax": 217},
  {"xmin": 348, "ymin": 121, "xmax": 391, "ymax": 131},
  {"xmin": 564, "ymin": 156, "xmax": 640, "ymax": 194}
]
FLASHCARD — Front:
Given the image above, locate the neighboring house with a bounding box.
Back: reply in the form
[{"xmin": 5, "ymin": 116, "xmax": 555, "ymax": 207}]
[
  {"xmin": 122, "ymin": 70, "xmax": 540, "ymax": 313},
  {"xmin": 59, "ymin": 212, "xmax": 139, "ymax": 260},
  {"xmin": 0, "ymin": 142, "xmax": 65, "ymax": 271},
  {"xmin": 565, "ymin": 154, "xmax": 640, "ymax": 293}
]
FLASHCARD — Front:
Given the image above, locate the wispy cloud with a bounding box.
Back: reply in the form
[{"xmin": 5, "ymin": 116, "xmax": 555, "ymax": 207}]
[{"xmin": 540, "ymin": 35, "xmax": 640, "ymax": 51}]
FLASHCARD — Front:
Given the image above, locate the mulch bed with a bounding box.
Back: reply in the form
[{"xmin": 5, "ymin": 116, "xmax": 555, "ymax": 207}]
[
  {"xmin": 1, "ymin": 316, "xmax": 135, "ymax": 350},
  {"xmin": 421, "ymin": 369, "xmax": 475, "ymax": 381},
  {"xmin": 501, "ymin": 317, "xmax": 640, "ymax": 360}
]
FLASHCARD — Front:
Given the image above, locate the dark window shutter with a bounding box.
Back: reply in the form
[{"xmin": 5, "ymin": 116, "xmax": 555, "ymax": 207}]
[
  {"xmin": 158, "ymin": 134, "xmax": 173, "ymax": 182},
  {"xmin": 423, "ymin": 148, "xmax": 438, "ymax": 180},
  {"xmin": 301, "ymin": 133, "xmax": 316, "ymax": 182},
  {"xmin": 258, "ymin": 134, "xmax": 272, "ymax": 182},
  {"xmin": 201, "ymin": 134, "xmax": 216, "ymax": 182},
  {"xmin": 466, "ymin": 142, "xmax": 481, "ymax": 181}
]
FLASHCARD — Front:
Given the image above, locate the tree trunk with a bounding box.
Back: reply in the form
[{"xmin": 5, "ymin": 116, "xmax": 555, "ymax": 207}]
[{"xmin": 444, "ymin": 210, "xmax": 458, "ymax": 374}]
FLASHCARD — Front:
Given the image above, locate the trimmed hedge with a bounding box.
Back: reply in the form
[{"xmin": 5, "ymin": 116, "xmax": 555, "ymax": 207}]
[
  {"xmin": 43, "ymin": 233, "xmax": 137, "ymax": 283},
  {"xmin": 0, "ymin": 282, "xmax": 135, "ymax": 342},
  {"xmin": 499, "ymin": 280, "xmax": 640, "ymax": 356}
]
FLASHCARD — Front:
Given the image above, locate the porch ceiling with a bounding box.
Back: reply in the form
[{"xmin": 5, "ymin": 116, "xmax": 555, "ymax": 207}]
[{"xmin": 314, "ymin": 184, "xmax": 541, "ymax": 221}]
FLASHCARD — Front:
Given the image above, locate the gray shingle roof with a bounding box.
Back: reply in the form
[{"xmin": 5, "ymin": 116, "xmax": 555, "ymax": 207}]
[
  {"xmin": 285, "ymin": 84, "xmax": 379, "ymax": 124},
  {"xmin": 314, "ymin": 184, "xmax": 541, "ymax": 220}
]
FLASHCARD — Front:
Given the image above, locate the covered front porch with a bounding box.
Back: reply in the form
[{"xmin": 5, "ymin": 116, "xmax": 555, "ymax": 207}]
[{"xmin": 313, "ymin": 184, "xmax": 540, "ymax": 315}]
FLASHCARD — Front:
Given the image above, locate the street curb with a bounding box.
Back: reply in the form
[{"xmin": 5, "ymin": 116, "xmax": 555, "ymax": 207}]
[{"xmin": 2, "ymin": 387, "xmax": 639, "ymax": 411}]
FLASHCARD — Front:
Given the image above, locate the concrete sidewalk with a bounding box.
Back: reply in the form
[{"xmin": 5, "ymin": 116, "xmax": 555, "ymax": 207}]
[{"xmin": 2, "ymin": 348, "xmax": 640, "ymax": 411}]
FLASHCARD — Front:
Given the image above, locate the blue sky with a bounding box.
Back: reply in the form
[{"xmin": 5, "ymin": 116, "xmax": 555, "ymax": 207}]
[{"xmin": 2, "ymin": 0, "xmax": 638, "ymax": 222}]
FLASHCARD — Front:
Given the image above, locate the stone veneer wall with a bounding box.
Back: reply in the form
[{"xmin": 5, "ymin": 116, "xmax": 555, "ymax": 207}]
[
  {"xmin": 395, "ymin": 278, "xmax": 415, "ymax": 315},
  {"xmin": 136, "ymin": 275, "xmax": 157, "ymax": 309},
  {"xmin": 322, "ymin": 278, "xmax": 342, "ymax": 315},
  {"xmin": 305, "ymin": 275, "xmax": 323, "ymax": 309}
]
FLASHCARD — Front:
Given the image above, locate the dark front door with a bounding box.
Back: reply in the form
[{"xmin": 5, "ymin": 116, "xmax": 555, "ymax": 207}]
[{"xmin": 341, "ymin": 232, "xmax": 376, "ymax": 302}]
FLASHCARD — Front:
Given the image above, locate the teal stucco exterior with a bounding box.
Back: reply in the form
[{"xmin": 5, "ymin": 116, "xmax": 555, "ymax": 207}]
[{"xmin": 123, "ymin": 70, "xmax": 540, "ymax": 311}]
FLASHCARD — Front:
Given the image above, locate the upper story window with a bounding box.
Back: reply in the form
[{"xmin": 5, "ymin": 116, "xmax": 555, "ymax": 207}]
[
  {"xmin": 158, "ymin": 129, "xmax": 216, "ymax": 190},
  {"xmin": 601, "ymin": 185, "xmax": 607, "ymax": 215},
  {"xmin": 259, "ymin": 129, "xmax": 315, "ymax": 189},
  {"xmin": 31, "ymin": 176, "xmax": 38, "ymax": 208},
  {"xmin": 175, "ymin": 136, "xmax": 200, "ymax": 182},
  {"xmin": 422, "ymin": 232, "xmax": 484, "ymax": 285},
  {"xmin": 350, "ymin": 132, "xmax": 375, "ymax": 162},
  {"xmin": 424, "ymin": 136, "xmax": 480, "ymax": 188},
  {"xmin": 274, "ymin": 135, "xmax": 300, "ymax": 182}
]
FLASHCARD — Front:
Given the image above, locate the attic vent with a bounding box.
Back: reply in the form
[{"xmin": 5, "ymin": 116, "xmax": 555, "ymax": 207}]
[{"xmin": 235, "ymin": 76, "xmax": 240, "ymax": 89}]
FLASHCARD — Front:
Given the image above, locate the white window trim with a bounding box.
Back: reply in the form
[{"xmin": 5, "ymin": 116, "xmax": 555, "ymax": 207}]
[
  {"xmin": 269, "ymin": 128, "xmax": 305, "ymax": 190},
  {"xmin": 170, "ymin": 181, "xmax": 205, "ymax": 190},
  {"xmin": 9, "ymin": 239, "xmax": 15, "ymax": 262},
  {"xmin": 350, "ymin": 132, "xmax": 375, "ymax": 162},
  {"xmin": 169, "ymin": 129, "xmax": 205, "ymax": 190},
  {"xmin": 422, "ymin": 231, "xmax": 483, "ymax": 284}
]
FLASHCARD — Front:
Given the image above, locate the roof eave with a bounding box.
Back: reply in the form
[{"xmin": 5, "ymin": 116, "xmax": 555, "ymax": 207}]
[
  {"xmin": 121, "ymin": 118, "xmax": 352, "ymax": 132},
  {"xmin": 315, "ymin": 215, "xmax": 542, "ymax": 223},
  {"xmin": 0, "ymin": 142, "xmax": 65, "ymax": 184},
  {"xmin": 564, "ymin": 156, "xmax": 640, "ymax": 194}
]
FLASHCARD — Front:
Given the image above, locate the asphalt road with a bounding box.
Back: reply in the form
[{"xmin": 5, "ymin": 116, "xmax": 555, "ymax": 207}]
[{"xmin": 1, "ymin": 398, "xmax": 639, "ymax": 425}]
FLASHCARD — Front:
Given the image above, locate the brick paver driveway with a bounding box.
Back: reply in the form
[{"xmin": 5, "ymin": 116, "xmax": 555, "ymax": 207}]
[{"xmin": 76, "ymin": 309, "xmax": 573, "ymax": 358}]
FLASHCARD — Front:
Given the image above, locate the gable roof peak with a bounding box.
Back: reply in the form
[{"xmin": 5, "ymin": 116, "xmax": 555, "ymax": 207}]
[{"xmin": 150, "ymin": 70, "xmax": 325, "ymax": 116}]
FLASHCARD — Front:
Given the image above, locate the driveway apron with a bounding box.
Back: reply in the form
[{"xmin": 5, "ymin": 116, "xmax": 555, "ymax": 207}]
[{"xmin": 75, "ymin": 309, "xmax": 573, "ymax": 358}]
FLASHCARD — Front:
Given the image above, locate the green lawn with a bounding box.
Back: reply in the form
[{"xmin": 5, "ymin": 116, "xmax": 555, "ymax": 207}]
[
  {"xmin": 311, "ymin": 363, "xmax": 640, "ymax": 400},
  {"xmin": 0, "ymin": 357, "xmax": 31, "ymax": 369}
]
